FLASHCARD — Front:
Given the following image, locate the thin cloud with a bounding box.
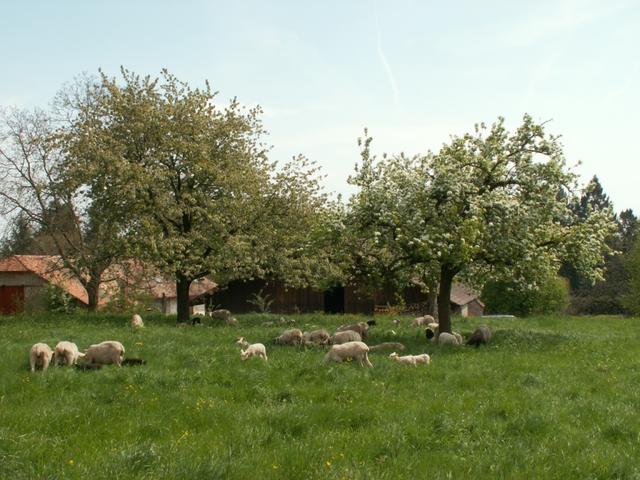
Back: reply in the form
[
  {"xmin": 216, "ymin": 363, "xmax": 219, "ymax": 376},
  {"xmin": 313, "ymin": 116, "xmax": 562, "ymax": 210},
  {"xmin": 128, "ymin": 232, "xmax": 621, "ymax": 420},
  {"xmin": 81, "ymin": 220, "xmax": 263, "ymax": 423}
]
[{"xmin": 374, "ymin": 1, "xmax": 400, "ymax": 109}]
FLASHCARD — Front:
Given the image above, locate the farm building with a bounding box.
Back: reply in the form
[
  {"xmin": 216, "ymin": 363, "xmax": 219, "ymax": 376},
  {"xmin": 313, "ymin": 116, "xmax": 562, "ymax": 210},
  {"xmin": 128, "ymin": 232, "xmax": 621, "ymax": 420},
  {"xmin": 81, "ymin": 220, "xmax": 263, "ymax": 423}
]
[
  {"xmin": 208, "ymin": 278, "xmax": 484, "ymax": 316},
  {"xmin": 0, "ymin": 255, "xmax": 88, "ymax": 314},
  {"xmin": 0, "ymin": 255, "xmax": 217, "ymax": 315}
]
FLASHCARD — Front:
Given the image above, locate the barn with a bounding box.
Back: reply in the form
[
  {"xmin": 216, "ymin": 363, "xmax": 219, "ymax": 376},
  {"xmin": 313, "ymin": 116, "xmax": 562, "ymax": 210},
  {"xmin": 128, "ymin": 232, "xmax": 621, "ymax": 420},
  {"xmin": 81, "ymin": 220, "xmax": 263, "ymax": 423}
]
[
  {"xmin": 0, "ymin": 255, "xmax": 218, "ymax": 315},
  {"xmin": 208, "ymin": 278, "xmax": 484, "ymax": 316},
  {"xmin": 0, "ymin": 255, "xmax": 88, "ymax": 314}
]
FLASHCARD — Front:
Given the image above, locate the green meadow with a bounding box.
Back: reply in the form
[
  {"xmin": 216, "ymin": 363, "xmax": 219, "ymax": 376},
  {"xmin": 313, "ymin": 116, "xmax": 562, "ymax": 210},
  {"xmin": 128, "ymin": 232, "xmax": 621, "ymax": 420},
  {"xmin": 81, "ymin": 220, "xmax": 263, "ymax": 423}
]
[{"xmin": 1, "ymin": 313, "xmax": 640, "ymax": 479}]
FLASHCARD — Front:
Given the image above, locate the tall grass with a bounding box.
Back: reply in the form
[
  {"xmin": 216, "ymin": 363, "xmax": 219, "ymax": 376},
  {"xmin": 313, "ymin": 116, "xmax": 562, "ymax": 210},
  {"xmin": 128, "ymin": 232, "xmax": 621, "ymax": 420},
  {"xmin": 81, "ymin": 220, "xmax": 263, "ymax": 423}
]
[{"xmin": 1, "ymin": 312, "xmax": 639, "ymax": 479}]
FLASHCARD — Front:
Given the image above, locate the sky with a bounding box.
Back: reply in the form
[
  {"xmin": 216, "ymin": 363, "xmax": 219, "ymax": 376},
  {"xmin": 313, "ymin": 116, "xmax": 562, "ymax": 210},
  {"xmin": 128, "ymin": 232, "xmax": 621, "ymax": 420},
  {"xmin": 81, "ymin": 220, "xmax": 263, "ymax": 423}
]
[{"xmin": 1, "ymin": 0, "xmax": 639, "ymax": 213}]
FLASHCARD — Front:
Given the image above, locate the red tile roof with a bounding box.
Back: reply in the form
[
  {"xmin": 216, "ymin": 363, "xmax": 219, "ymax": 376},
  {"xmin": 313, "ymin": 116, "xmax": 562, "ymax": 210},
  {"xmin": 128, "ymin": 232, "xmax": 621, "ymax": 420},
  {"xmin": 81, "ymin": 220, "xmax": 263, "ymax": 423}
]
[
  {"xmin": 0, "ymin": 255, "xmax": 89, "ymax": 304},
  {"xmin": 0, "ymin": 255, "xmax": 217, "ymax": 306}
]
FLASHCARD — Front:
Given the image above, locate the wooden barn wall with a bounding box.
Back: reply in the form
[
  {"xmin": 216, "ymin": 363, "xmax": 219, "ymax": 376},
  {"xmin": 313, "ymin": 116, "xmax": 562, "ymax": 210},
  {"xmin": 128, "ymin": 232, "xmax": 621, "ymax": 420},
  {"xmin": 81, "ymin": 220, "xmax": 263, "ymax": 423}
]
[
  {"xmin": 344, "ymin": 286, "xmax": 374, "ymax": 315},
  {"xmin": 466, "ymin": 300, "xmax": 485, "ymax": 317},
  {"xmin": 211, "ymin": 279, "xmax": 324, "ymax": 314}
]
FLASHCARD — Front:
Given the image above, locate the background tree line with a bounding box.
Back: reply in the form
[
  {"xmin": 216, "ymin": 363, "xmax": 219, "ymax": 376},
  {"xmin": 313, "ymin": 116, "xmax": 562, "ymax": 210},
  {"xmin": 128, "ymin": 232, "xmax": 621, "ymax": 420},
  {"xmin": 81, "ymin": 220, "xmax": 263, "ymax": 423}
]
[{"xmin": 2, "ymin": 68, "xmax": 639, "ymax": 325}]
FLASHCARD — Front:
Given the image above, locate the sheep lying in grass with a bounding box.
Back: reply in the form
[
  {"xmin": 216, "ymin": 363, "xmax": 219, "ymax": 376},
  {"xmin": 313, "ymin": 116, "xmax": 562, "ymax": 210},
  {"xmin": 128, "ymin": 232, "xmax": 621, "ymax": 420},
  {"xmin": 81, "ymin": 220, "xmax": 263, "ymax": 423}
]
[
  {"xmin": 237, "ymin": 338, "xmax": 268, "ymax": 362},
  {"xmin": 467, "ymin": 325, "xmax": 492, "ymax": 347},
  {"xmin": 83, "ymin": 341, "xmax": 125, "ymax": 366},
  {"xmin": 324, "ymin": 341, "xmax": 373, "ymax": 367},
  {"xmin": 411, "ymin": 315, "xmax": 435, "ymax": 327},
  {"xmin": 331, "ymin": 330, "xmax": 362, "ymax": 345},
  {"xmin": 274, "ymin": 328, "xmax": 303, "ymax": 346},
  {"xmin": 336, "ymin": 322, "xmax": 369, "ymax": 339},
  {"xmin": 131, "ymin": 314, "xmax": 144, "ymax": 328},
  {"xmin": 53, "ymin": 341, "xmax": 83, "ymax": 366},
  {"xmin": 388, "ymin": 352, "xmax": 431, "ymax": 366},
  {"xmin": 369, "ymin": 342, "xmax": 406, "ymax": 352},
  {"xmin": 29, "ymin": 343, "xmax": 53, "ymax": 372},
  {"xmin": 303, "ymin": 329, "xmax": 331, "ymax": 346},
  {"xmin": 435, "ymin": 332, "xmax": 461, "ymax": 346}
]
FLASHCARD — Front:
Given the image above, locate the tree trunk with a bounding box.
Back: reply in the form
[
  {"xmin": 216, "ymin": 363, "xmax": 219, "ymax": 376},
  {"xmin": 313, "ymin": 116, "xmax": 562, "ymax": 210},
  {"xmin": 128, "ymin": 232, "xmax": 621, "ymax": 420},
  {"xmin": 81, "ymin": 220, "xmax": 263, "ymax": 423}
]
[
  {"xmin": 86, "ymin": 280, "xmax": 100, "ymax": 312},
  {"xmin": 427, "ymin": 288, "xmax": 438, "ymax": 318},
  {"xmin": 437, "ymin": 266, "xmax": 457, "ymax": 334},
  {"xmin": 176, "ymin": 273, "xmax": 192, "ymax": 323}
]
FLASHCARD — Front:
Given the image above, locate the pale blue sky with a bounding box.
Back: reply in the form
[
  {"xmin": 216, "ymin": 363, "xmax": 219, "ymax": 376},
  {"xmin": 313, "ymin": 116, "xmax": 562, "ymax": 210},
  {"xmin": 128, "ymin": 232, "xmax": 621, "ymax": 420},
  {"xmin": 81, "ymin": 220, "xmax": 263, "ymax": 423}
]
[{"xmin": 2, "ymin": 0, "xmax": 639, "ymax": 212}]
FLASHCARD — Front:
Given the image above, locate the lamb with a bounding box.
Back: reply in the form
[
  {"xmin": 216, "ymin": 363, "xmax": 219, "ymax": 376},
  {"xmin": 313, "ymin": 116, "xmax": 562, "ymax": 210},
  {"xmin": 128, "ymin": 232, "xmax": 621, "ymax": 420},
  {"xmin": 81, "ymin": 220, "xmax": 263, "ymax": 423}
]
[
  {"xmin": 388, "ymin": 352, "xmax": 431, "ymax": 366},
  {"xmin": 331, "ymin": 330, "xmax": 362, "ymax": 345},
  {"xmin": 53, "ymin": 341, "xmax": 83, "ymax": 366},
  {"xmin": 369, "ymin": 342, "xmax": 406, "ymax": 352},
  {"xmin": 336, "ymin": 322, "xmax": 369, "ymax": 339},
  {"xmin": 303, "ymin": 329, "xmax": 331, "ymax": 346},
  {"xmin": 238, "ymin": 340, "xmax": 268, "ymax": 362},
  {"xmin": 130, "ymin": 314, "xmax": 144, "ymax": 328},
  {"xmin": 274, "ymin": 328, "xmax": 303, "ymax": 346},
  {"xmin": 411, "ymin": 315, "xmax": 435, "ymax": 327},
  {"xmin": 452, "ymin": 331, "xmax": 464, "ymax": 345},
  {"xmin": 324, "ymin": 341, "xmax": 373, "ymax": 367},
  {"xmin": 29, "ymin": 343, "xmax": 53, "ymax": 372},
  {"xmin": 467, "ymin": 325, "xmax": 492, "ymax": 347},
  {"xmin": 83, "ymin": 341, "xmax": 125, "ymax": 366}
]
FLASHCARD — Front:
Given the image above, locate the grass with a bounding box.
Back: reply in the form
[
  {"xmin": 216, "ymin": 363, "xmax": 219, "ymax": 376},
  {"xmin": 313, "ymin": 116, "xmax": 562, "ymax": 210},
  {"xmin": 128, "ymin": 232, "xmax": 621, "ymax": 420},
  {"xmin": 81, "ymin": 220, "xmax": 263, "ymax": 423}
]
[{"xmin": 1, "ymin": 312, "xmax": 640, "ymax": 479}]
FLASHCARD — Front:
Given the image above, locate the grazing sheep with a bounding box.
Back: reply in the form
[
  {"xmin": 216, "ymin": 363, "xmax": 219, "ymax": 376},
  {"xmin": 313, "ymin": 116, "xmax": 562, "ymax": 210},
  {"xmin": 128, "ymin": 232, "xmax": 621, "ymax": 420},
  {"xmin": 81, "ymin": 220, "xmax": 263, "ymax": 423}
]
[
  {"xmin": 411, "ymin": 315, "xmax": 435, "ymax": 327},
  {"xmin": 452, "ymin": 331, "xmax": 464, "ymax": 345},
  {"xmin": 274, "ymin": 328, "xmax": 303, "ymax": 346},
  {"xmin": 467, "ymin": 325, "xmax": 492, "ymax": 347},
  {"xmin": 279, "ymin": 317, "xmax": 296, "ymax": 326},
  {"xmin": 191, "ymin": 316, "xmax": 202, "ymax": 326},
  {"xmin": 369, "ymin": 342, "xmax": 406, "ymax": 352},
  {"xmin": 336, "ymin": 322, "xmax": 369, "ymax": 339},
  {"xmin": 211, "ymin": 309, "xmax": 232, "ymax": 321},
  {"xmin": 83, "ymin": 341, "xmax": 125, "ymax": 366},
  {"xmin": 436, "ymin": 332, "xmax": 460, "ymax": 346},
  {"xmin": 303, "ymin": 329, "xmax": 331, "ymax": 346},
  {"xmin": 131, "ymin": 314, "xmax": 144, "ymax": 328},
  {"xmin": 331, "ymin": 330, "xmax": 362, "ymax": 345},
  {"xmin": 240, "ymin": 343, "xmax": 268, "ymax": 362},
  {"xmin": 53, "ymin": 341, "xmax": 83, "ymax": 366},
  {"xmin": 389, "ymin": 352, "xmax": 431, "ymax": 366},
  {"xmin": 29, "ymin": 343, "xmax": 53, "ymax": 372},
  {"xmin": 324, "ymin": 341, "xmax": 373, "ymax": 367},
  {"xmin": 392, "ymin": 319, "xmax": 401, "ymax": 326}
]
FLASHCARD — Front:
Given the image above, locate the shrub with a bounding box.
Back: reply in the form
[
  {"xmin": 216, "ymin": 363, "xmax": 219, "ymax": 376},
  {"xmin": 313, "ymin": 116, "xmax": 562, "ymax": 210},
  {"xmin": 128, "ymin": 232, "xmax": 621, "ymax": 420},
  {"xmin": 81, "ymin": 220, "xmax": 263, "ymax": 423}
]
[{"xmin": 482, "ymin": 275, "xmax": 570, "ymax": 316}]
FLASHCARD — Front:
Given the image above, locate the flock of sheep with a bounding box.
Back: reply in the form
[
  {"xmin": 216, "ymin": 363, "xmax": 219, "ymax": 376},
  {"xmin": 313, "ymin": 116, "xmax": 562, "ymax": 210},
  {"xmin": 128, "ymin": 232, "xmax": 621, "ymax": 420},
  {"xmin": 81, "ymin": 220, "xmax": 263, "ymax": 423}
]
[
  {"xmin": 234, "ymin": 313, "xmax": 493, "ymax": 369},
  {"xmin": 27, "ymin": 310, "xmax": 492, "ymax": 372}
]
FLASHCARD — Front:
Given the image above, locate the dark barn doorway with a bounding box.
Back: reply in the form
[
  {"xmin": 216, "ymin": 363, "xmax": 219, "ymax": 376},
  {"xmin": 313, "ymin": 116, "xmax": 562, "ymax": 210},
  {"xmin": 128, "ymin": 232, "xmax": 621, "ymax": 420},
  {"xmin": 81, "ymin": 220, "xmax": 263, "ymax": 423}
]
[
  {"xmin": 324, "ymin": 286, "xmax": 345, "ymax": 314},
  {"xmin": 0, "ymin": 286, "xmax": 25, "ymax": 315}
]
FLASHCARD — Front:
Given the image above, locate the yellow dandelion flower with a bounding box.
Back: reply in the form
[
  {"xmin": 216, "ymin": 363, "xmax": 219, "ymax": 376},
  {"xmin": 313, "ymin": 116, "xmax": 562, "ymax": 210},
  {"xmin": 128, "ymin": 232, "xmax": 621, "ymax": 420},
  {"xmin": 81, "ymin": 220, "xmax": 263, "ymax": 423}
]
[
  {"xmin": 272, "ymin": 464, "xmax": 279, "ymax": 469},
  {"xmin": 326, "ymin": 460, "xmax": 332, "ymax": 467},
  {"xmin": 68, "ymin": 459, "xmax": 74, "ymax": 465}
]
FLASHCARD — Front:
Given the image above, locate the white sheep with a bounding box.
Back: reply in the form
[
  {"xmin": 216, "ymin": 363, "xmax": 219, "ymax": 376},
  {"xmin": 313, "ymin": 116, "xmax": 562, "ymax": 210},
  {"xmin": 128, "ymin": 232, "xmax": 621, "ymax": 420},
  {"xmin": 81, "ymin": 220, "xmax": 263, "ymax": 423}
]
[
  {"xmin": 53, "ymin": 341, "xmax": 83, "ymax": 366},
  {"xmin": 131, "ymin": 314, "xmax": 144, "ymax": 328},
  {"xmin": 29, "ymin": 343, "xmax": 53, "ymax": 372},
  {"xmin": 303, "ymin": 329, "xmax": 331, "ymax": 346},
  {"xmin": 210, "ymin": 309, "xmax": 232, "ymax": 321},
  {"xmin": 274, "ymin": 328, "xmax": 303, "ymax": 345},
  {"xmin": 331, "ymin": 330, "xmax": 362, "ymax": 345},
  {"xmin": 436, "ymin": 332, "xmax": 460, "ymax": 346},
  {"xmin": 324, "ymin": 341, "xmax": 373, "ymax": 367},
  {"xmin": 83, "ymin": 341, "xmax": 125, "ymax": 366},
  {"xmin": 336, "ymin": 322, "xmax": 369, "ymax": 339},
  {"xmin": 389, "ymin": 352, "xmax": 431, "ymax": 366},
  {"xmin": 411, "ymin": 315, "xmax": 435, "ymax": 327},
  {"xmin": 369, "ymin": 342, "xmax": 406, "ymax": 352},
  {"xmin": 238, "ymin": 338, "xmax": 268, "ymax": 362}
]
